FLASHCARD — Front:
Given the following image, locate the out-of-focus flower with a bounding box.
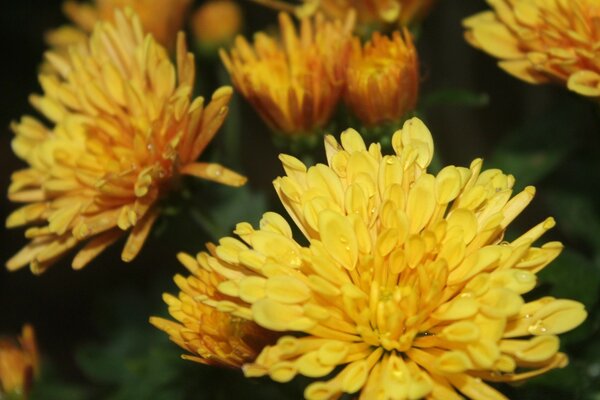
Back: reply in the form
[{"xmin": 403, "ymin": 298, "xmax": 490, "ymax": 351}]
[
  {"xmin": 191, "ymin": 0, "xmax": 243, "ymax": 53},
  {"xmin": 46, "ymin": 0, "xmax": 191, "ymax": 52},
  {"xmin": 158, "ymin": 117, "xmax": 587, "ymax": 399},
  {"xmin": 0, "ymin": 325, "xmax": 39, "ymax": 399},
  {"xmin": 7, "ymin": 10, "xmax": 245, "ymax": 274},
  {"xmin": 464, "ymin": 0, "xmax": 600, "ymax": 97},
  {"xmin": 220, "ymin": 12, "xmax": 354, "ymax": 136},
  {"xmin": 150, "ymin": 251, "xmax": 275, "ymax": 368},
  {"xmin": 252, "ymin": 0, "xmax": 435, "ymax": 33},
  {"xmin": 319, "ymin": 0, "xmax": 435, "ymax": 30},
  {"xmin": 345, "ymin": 29, "xmax": 418, "ymax": 126}
]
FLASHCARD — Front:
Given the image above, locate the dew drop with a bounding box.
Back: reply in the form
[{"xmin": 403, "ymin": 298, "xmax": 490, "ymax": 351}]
[
  {"xmin": 515, "ymin": 271, "xmax": 534, "ymax": 283},
  {"xmin": 528, "ymin": 320, "xmax": 547, "ymax": 335},
  {"xmin": 392, "ymin": 370, "xmax": 405, "ymax": 380}
]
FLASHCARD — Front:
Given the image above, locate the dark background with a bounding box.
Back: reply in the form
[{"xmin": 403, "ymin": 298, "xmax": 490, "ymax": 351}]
[{"xmin": 1, "ymin": 1, "xmax": 598, "ymax": 399}]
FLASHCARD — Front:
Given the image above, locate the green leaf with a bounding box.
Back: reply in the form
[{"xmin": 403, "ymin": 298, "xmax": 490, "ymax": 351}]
[
  {"xmin": 539, "ymin": 249, "xmax": 600, "ymax": 309},
  {"xmin": 502, "ymin": 363, "xmax": 586, "ymax": 400},
  {"xmin": 536, "ymin": 248, "xmax": 600, "ymax": 347},
  {"xmin": 485, "ymin": 98, "xmax": 591, "ymax": 190},
  {"xmin": 190, "ymin": 183, "xmax": 268, "ymax": 240},
  {"xmin": 29, "ymin": 362, "xmax": 89, "ymax": 400},
  {"xmin": 73, "ymin": 289, "xmax": 192, "ymax": 400},
  {"xmin": 545, "ymin": 190, "xmax": 600, "ymax": 251}
]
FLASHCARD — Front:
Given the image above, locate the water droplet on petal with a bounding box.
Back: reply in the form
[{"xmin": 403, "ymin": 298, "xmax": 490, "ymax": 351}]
[{"xmin": 528, "ymin": 319, "xmax": 547, "ymax": 334}]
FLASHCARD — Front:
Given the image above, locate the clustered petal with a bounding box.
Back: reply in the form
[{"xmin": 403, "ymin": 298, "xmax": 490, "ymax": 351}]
[
  {"xmin": 464, "ymin": 0, "xmax": 600, "ymax": 97},
  {"xmin": 155, "ymin": 117, "xmax": 587, "ymax": 399},
  {"xmin": 7, "ymin": 10, "xmax": 245, "ymax": 273},
  {"xmin": 345, "ymin": 29, "xmax": 419, "ymax": 126},
  {"xmin": 220, "ymin": 12, "xmax": 355, "ymax": 136}
]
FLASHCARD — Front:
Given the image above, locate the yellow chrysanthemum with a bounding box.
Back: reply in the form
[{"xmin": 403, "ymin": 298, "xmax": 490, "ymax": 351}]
[
  {"xmin": 46, "ymin": 0, "xmax": 191, "ymax": 52},
  {"xmin": 464, "ymin": 0, "xmax": 600, "ymax": 97},
  {"xmin": 345, "ymin": 29, "xmax": 419, "ymax": 126},
  {"xmin": 220, "ymin": 12, "xmax": 354, "ymax": 136},
  {"xmin": 7, "ymin": 10, "xmax": 245, "ymax": 274},
  {"xmin": 253, "ymin": 0, "xmax": 435, "ymax": 32},
  {"xmin": 0, "ymin": 325, "xmax": 39, "ymax": 399},
  {"xmin": 157, "ymin": 117, "xmax": 587, "ymax": 399},
  {"xmin": 150, "ymin": 248, "xmax": 276, "ymax": 368}
]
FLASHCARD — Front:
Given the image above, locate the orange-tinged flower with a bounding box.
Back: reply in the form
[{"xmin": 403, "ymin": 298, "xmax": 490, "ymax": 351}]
[
  {"xmin": 318, "ymin": 0, "xmax": 435, "ymax": 30},
  {"xmin": 158, "ymin": 117, "xmax": 587, "ymax": 399},
  {"xmin": 46, "ymin": 0, "xmax": 191, "ymax": 51},
  {"xmin": 252, "ymin": 0, "xmax": 435, "ymax": 33},
  {"xmin": 150, "ymin": 250, "xmax": 276, "ymax": 368},
  {"xmin": 464, "ymin": 0, "xmax": 600, "ymax": 97},
  {"xmin": 191, "ymin": 0, "xmax": 243, "ymax": 51},
  {"xmin": 220, "ymin": 12, "xmax": 354, "ymax": 136},
  {"xmin": 345, "ymin": 29, "xmax": 419, "ymax": 126},
  {"xmin": 0, "ymin": 325, "xmax": 39, "ymax": 398},
  {"xmin": 7, "ymin": 10, "xmax": 245, "ymax": 274}
]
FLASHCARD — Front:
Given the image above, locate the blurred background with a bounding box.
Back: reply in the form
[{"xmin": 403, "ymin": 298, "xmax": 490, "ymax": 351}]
[{"xmin": 0, "ymin": 1, "xmax": 599, "ymax": 399}]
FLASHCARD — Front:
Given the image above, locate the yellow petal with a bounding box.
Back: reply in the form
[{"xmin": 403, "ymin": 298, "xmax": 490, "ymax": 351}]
[
  {"xmin": 470, "ymin": 22, "xmax": 523, "ymax": 59},
  {"xmin": 180, "ymin": 162, "xmax": 246, "ymax": 187},
  {"xmin": 318, "ymin": 210, "xmax": 358, "ymax": 270}
]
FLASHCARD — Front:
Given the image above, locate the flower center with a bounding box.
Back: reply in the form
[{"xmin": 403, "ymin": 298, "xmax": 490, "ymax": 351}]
[{"xmin": 348, "ymin": 256, "xmax": 449, "ymax": 354}]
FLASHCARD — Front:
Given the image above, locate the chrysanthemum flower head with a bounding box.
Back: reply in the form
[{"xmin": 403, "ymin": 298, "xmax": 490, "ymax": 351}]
[
  {"xmin": 220, "ymin": 12, "xmax": 354, "ymax": 136},
  {"xmin": 345, "ymin": 29, "xmax": 419, "ymax": 126},
  {"xmin": 150, "ymin": 250, "xmax": 276, "ymax": 368},
  {"xmin": 0, "ymin": 325, "xmax": 39, "ymax": 398},
  {"xmin": 156, "ymin": 117, "xmax": 587, "ymax": 399},
  {"xmin": 46, "ymin": 0, "xmax": 191, "ymax": 51},
  {"xmin": 464, "ymin": 0, "xmax": 600, "ymax": 97},
  {"xmin": 7, "ymin": 10, "xmax": 245, "ymax": 273}
]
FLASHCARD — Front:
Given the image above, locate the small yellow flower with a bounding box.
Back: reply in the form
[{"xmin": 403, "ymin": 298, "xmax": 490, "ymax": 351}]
[
  {"xmin": 191, "ymin": 0, "xmax": 243, "ymax": 52},
  {"xmin": 150, "ymin": 250, "xmax": 276, "ymax": 368},
  {"xmin": 7, "ymin": 10, "xmax": 245, "ymax": 274},
  {"xmin": 220, "ymin": 12, "xmax": 354, "ymax": 136},
  {"xmin": 252, "ymin": 0, "xmax": 435, "ymax": 33},
  {"xmin": 46, "ymin": 0, "xmax": 191, "ymax": 51},
  {"xmin": 158, "ymin": 117, "xmax": 587, "ymax": 399},
  {"xmin": 464, "ymin": 0, "xmax": 600, "ymax": 97},
  {"xmin": 0, "ymin": 325, "xmax": 39, "ymax": 399},
  {"xmin": 345, "ymin": 29, "xmax": 419, "ymax": 126}
]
